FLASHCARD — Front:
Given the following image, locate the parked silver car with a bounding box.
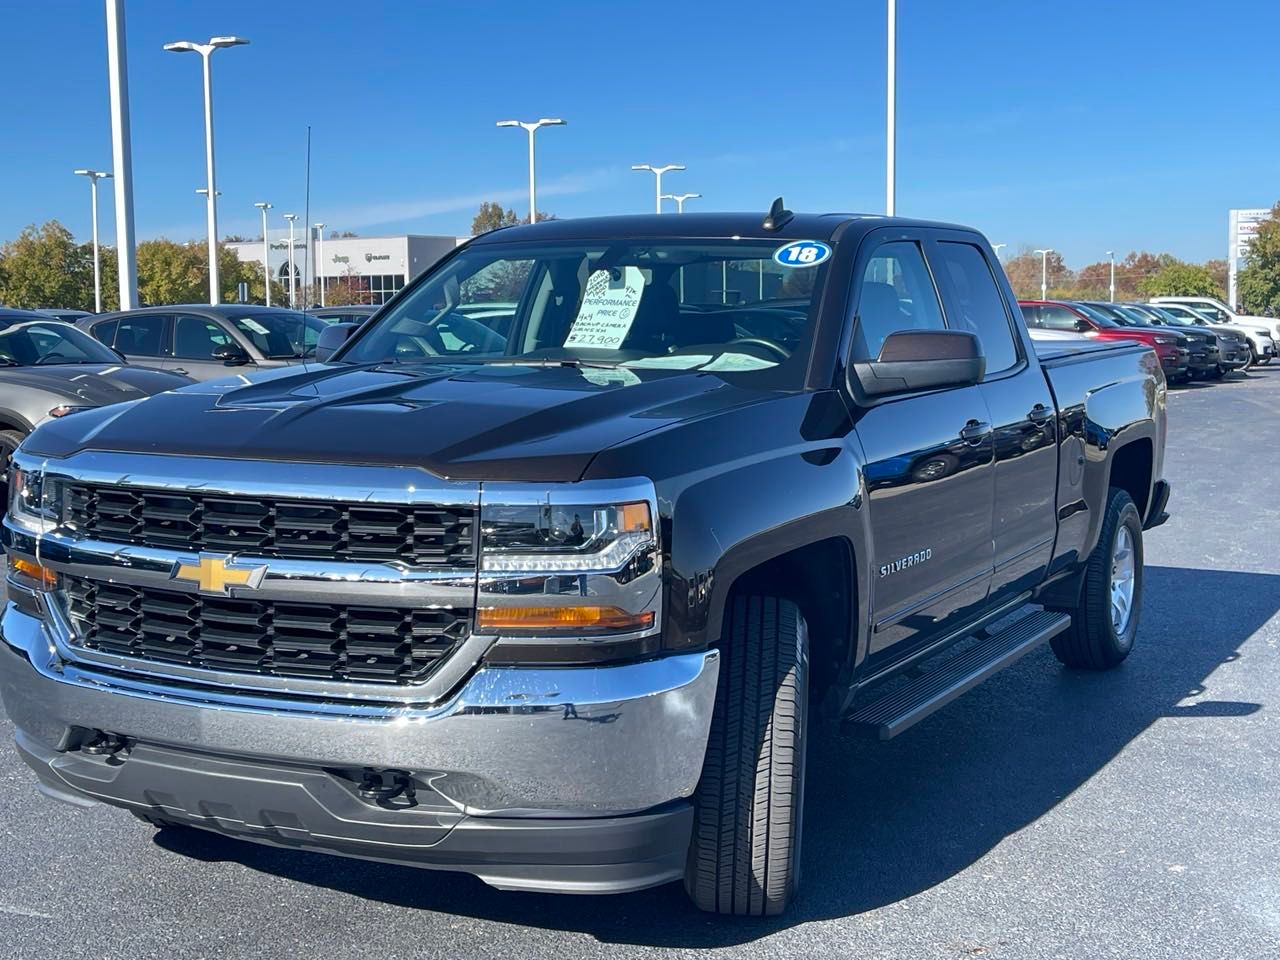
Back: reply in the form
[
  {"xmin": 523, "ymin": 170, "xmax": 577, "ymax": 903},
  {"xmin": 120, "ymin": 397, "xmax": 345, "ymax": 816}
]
[{"xmin": 79, "ymin": 305, "xmax": 328, "ymax": 381}]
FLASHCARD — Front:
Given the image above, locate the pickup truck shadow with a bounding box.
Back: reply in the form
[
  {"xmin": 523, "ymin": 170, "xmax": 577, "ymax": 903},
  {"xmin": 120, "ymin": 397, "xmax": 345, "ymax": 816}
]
[{"xmin": 153, "ymin": 565, "xmax": 1273, "ymax": 948}]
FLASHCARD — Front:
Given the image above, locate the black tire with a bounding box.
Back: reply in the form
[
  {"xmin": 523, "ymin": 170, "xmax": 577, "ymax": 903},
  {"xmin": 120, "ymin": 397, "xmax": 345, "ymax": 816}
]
[
  {"xmin": 1209, "ymin": 365, "xmax": 1226, "ymax": 380},
  {"xmin": 1051, "ymin": 488, "xmax": 1143, "ymax": 670},
  {"xmin": 685, "ymin": 594, "xmax": 808, "ymax": 916}
]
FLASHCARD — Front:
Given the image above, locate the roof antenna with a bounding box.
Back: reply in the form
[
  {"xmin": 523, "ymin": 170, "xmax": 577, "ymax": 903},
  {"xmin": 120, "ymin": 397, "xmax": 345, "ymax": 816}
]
[{"xmin": 762, "ymin": 196, "xmax": 794, "ymax": 231}]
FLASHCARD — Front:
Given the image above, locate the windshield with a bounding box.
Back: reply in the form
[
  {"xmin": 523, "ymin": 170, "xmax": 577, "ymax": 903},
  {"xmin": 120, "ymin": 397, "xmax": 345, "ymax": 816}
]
[
  {"xmin": 0, "ymin": 320, "xmax": 122, "ymax": 366},
  {"xmin": 340, "ymin": 239, "xmax": 831, "ymax": 384},
  {"xmin": 226, "ymin": 311, "xmax": 327, "ymax": 358},
  {"xmin": 1121, "ymin": 304, "xmax": 1162, "ymax": 323},
  {"xmin": 1142, "ymin": 305, "xmax": 1191, "ymax": 326},
  {"xmin": 1071, "ymin": 303, "xmax": 1121, "ymax": 327}
]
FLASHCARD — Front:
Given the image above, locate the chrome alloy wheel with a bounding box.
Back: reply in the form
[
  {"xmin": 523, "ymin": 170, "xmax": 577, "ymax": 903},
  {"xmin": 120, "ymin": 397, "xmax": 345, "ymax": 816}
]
[{"xmin": 1110, "ymin": 525, "xmax": 1136, "ymax": 634}]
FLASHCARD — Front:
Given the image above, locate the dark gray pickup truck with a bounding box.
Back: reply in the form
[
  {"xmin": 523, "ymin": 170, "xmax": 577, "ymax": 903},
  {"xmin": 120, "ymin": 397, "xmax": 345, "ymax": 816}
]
[{"xmin": 1, "ymin": 205, "xmax": 1169, "ymax": 916}]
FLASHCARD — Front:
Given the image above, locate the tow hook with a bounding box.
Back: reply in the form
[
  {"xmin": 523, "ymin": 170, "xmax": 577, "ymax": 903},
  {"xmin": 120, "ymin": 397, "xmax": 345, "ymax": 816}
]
[
  {"xmin": 81, "ymin": 731, "xmax": 127, "ymax": 757},
  {"xmin": 357, "ymin": 769, "xmax": 417, "ymax": 805}
]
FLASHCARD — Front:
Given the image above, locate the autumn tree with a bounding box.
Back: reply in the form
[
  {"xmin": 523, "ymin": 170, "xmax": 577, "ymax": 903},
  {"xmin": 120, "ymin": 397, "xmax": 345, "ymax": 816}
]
[
  {"xmin": 324, "ymin": 268, "xmax": 372, "ymax": 306},
  {"xmin": 1000, "ymin": 247, "xmax": 1069, "ymax": 299},
  {"xmin": 471, "ymin": 202, "xmax": 556, "ymax": 235}
]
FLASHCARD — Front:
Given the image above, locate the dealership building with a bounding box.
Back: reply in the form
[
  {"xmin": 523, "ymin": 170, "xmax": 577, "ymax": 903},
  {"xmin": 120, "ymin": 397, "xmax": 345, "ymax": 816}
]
[{"xmin": 227, "ymin": 232, "xmax": 465, "ymax": 305}]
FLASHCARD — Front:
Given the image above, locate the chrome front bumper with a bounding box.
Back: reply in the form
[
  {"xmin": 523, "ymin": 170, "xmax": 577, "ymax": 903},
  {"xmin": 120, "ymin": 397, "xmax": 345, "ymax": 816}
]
[{"xmin": 0, "ymin": 603, "xmax": 719, "ymax": 818}]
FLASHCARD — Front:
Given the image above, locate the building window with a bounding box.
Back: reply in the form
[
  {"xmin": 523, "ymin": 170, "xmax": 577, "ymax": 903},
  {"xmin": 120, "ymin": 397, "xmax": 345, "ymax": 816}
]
[{"xmin": 367, "ymin": 273, "xmax": 406, "ymax": 305}]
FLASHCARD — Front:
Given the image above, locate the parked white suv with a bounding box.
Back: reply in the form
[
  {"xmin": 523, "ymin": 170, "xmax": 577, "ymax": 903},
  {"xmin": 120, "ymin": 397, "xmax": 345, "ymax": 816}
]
[{"xmin": 1151, "ymin": 297, "xmax": 1278, "ymax": 364}]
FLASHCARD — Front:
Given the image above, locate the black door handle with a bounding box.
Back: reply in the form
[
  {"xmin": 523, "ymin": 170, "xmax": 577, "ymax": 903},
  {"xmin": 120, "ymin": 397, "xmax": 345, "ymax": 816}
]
[
  {"xmin": 1027, "ymin": 403, "xmax": 1053, "ymax": 423},
  {"xmin": 960, "ymin": 419, "xmax": 991, "ymax": 443}
]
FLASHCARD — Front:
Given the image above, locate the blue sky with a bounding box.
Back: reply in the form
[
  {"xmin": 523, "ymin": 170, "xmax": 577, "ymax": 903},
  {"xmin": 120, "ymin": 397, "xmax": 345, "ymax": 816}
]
[{"xmin": 0, "ymin": 0, "xmax": 1275, "ymax": 266}]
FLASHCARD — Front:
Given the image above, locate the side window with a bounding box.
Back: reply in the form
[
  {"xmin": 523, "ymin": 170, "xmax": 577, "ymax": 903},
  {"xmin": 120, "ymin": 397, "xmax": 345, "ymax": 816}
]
[
  {"xmin": 89, "ymin": 318, "xmax": 119, "ymax": 346},
  {"xmin": 114, "ymin": 315, "xmax": 169, "ymax": 357},
  {"xmin": 173, "ymin": 315, "xmax": 233, "ymax": 359},
  {"xmin": 853, "ymin": 241, "xmax": 946, "ymax": 361},
  {"xmin": 1040, "ymin": 306, "xmax": 1085, "ymax": 331},
  {"xmin": 932, "ymin": 241, "xmax": 1019, "ymax": 374},
  {"xmin": 1020, "ymin": 304, "xmax": 1041, "ymax": 328}
]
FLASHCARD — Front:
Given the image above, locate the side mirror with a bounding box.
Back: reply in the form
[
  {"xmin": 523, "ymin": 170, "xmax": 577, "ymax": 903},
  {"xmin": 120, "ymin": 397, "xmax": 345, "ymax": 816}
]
[
  {"xmin": 852, "ymin": 330, "xmax": 985, "ymax": 397},
  {"xmin": 1075, "ymin": 319, "xmax": 1091, "ymax": 332},
  {"xmin": 314, "ymin": 322, "xmax": 358, "ymax": 362},
  {"xmin": 212, "ymin": 342, "xmax": 251, "ymax": 366}
]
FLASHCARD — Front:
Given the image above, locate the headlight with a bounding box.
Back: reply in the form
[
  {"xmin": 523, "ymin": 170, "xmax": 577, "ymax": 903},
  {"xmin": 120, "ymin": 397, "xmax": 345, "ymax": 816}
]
[
  {"xmin": 1153, "ymin": 336, "xmax": 1178, "ymax": 345},
  {"xmin": 7, "ymin": 458, "xmax": 65, "ymax": 532},
  {"xmin": 477, "ymin": 479, "xmax": 662, "ymax": 663},
  {"xmin": 480, "ymin": 501, "xmax": 653, "ymax": 573}
]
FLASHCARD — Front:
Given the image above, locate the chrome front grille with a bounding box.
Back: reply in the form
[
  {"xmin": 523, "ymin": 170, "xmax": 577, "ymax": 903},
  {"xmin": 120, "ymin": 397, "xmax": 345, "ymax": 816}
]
[
  {"xmin": 66, "ymin": 484, "xmax": 476, "ymax": 568},
  {"xmin": 63, "ymin": 575, "xmax": 471, "ymax": 685}
]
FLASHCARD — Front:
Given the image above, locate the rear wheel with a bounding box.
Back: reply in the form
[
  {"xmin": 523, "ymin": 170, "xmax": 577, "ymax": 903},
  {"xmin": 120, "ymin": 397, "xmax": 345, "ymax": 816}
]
[
  {"xmin": 685, "ymin": 594, "xmax": 808, "ymax": 916},
  {"xmin": 1051, "ymin": 488, "xmax": 1143, "ymax": 670}
]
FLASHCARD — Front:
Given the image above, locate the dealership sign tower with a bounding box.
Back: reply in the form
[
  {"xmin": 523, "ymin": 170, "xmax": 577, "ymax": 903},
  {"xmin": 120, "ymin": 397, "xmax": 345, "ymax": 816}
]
[{"xmin": 1228, "ymin": 208, "xmax": 1270, "ymax": 308}]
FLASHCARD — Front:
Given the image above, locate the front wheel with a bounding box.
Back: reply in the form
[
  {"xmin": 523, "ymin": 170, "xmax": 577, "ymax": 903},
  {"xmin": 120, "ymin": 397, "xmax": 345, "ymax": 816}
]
[
  {"xmin": 685, "ymin": 594, "xmax": 808, "ymax": 916},
  {"xmin": 1051, "ymin": 488, "xmax": 1144, "ymax": 670}
]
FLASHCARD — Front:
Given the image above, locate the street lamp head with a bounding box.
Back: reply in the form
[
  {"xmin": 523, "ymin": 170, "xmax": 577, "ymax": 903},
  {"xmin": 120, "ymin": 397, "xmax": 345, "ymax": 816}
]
[
  {"xmin": 314, "ymin": 223, "xmax": 325, "ymax": 230},
  {"xmin": 73, "ymin": 169, "xmax": 112, "ymax": 180},
  {"xmin": 254, "ymin": 201, "xmax": 272, "ymax": 211},
  {"xmin": 209, "ymin": 36, "xmax": 249, "ymax": 48},
  {"xmin": 163, "ymin": 40, "xmax": 200, "ymax": 53},
  {"xmin": 536, "ymin": 118, "xmax": 566, "ymax": 127},
  {"xmin": 283, "ymin": 213, "xmax": 298, "ymax": 222},
  {"xmin": 1106, "ymin": 250, "xmax": 1114, "ymax": 256},
  {"xmin": 631, "ymin": 164, "xmax": 653, "ymax": 172},
  {"xmin": 495, "ymin": 120, "xmax": 520, "ymax": 128}
]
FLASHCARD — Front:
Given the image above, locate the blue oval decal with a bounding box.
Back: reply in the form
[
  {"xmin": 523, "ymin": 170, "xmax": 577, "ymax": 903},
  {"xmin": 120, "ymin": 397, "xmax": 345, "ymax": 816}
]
[{"xmin": 773, "ymin": 240, "xmax": 832, "ymax": 268}]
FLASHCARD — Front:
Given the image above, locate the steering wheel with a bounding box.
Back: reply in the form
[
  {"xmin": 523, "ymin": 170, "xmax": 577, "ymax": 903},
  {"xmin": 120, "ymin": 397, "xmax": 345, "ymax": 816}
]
[
  {"xmin": 725, "ymin": 337, "xmax": 790, "ymax": 361},
  {"xmin": 35, "ymin": 353, "xmax": 72, "ymax": 365}
]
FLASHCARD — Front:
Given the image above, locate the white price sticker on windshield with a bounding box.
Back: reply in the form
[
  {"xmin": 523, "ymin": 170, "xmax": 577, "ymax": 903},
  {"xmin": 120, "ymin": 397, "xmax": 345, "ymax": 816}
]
[{"xmin": 563, "ymin": 267, "xmax": 645, "ymax": 349}]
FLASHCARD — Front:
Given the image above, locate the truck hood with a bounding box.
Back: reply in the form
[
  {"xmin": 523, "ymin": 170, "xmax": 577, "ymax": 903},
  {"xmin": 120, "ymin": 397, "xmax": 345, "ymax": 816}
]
[
  {"xmin": 22, "ymin": 360, "xmax": 774, "ymax": 482},
  {"xmin": 2, "ymin": 363, "xmax": 190, "ymax": 407}
]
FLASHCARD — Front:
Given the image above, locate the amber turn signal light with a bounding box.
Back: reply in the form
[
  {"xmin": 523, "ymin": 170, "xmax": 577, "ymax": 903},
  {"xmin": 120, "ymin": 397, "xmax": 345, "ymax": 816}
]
[
  {"xmin": 9, "ymin": 556, "xmax": 58, "ymax": 590},
  {"xmin": 477, "ymin": 605, "xmax": 655, "ymax": 633}
]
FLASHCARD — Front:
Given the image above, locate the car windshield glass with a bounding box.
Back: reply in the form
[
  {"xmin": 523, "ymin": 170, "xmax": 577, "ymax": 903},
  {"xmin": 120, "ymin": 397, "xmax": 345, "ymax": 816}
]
[
  {"xmin": 1144, "ymin": 305, "xmax": 1191, "ymax": 326},
  {"xmin": 0, "ymin": 320, "xmax": 122, "ymax": 366},
  {"xmin": 340, "ymin": 239, "xmax": 831, "ymax": 385},
  {"xmin": 1071, "ymin": 303, "xmax": 1121, "ymax": 327},
  {"xmin": 1112, "ymin": 305, "xmax": 1156, "ymax": 326},
  {"xmin": 226, "ymin": 311, "xmax": 327, "ymax": 358}
]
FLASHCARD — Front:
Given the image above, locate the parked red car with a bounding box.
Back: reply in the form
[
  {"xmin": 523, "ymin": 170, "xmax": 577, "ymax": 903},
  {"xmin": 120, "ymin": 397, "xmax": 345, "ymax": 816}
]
[{"xmin": 1020, "ymin": 299, "xmax": 1189, "ymax": 380}]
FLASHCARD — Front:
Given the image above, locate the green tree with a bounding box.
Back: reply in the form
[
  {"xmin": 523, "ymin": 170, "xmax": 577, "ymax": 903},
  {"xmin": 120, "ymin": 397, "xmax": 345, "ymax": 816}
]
[
  {"xmin": 1236, "ymin": 202, "xmax": 1280, "ymax": 313},
  {"xmin": 1137, "ymin": 260, "xmax": 1223, "ymax": 298},
  {"xmin": 0, "ymin": 220, "xmax": 94, "ymax": 309}
]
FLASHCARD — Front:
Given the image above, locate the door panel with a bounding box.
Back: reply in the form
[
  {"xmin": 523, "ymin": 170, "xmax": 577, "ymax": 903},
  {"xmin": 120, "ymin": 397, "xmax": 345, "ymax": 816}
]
[
  {"xmin": 845, "ymin": 235, "xmax": 996, "ymax": 664},
  {"xmin": 856, "ymin": 389, "xmax": 995, "ymax": 657},
  {"xmin": 928, "ymin": 239, "xmax": 1059, "ymax": 600}
]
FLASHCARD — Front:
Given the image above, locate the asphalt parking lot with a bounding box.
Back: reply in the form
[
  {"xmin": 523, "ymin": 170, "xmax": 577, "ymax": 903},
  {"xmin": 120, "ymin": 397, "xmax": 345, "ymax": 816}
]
[{"xmin": 1, "ymin": 368, "xmax": 1277, "ymax": 960}]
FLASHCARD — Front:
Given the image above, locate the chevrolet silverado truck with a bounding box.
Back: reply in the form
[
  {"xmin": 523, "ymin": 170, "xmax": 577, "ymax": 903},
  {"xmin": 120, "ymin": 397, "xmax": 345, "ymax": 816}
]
[{"xmin": 1, "ymin": 206, "xmax": 1170, "ymax": 916}]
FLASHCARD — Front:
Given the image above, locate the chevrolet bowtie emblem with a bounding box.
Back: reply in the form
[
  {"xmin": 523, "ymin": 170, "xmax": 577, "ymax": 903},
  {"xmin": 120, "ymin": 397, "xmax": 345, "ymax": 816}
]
[{"xmin": 171, "ymin": 554, "xmax": 268, "ymax": 596}]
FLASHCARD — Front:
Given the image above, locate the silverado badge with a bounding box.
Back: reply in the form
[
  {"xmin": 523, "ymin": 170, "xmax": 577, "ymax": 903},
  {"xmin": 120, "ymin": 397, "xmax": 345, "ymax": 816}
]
[{"xmin": 171, "ymin": 554, "xmax": 268, "ymax": 596}]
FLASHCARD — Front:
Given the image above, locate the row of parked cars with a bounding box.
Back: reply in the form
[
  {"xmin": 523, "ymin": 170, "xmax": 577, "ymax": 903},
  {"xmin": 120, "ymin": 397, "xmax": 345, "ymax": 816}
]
[{"xmin": 1020, "ymin": 296, "xmax": 1278, "ymax": 382}]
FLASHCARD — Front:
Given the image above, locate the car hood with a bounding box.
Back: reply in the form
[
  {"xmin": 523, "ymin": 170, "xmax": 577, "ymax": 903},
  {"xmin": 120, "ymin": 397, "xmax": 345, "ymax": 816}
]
[
  {"xmin": 22, "ymin": 360, "xmax": 777, "ymax": 482},
  {"xmin": 2, "ymin": 363, "xmax": 191, "ymax": 407}
]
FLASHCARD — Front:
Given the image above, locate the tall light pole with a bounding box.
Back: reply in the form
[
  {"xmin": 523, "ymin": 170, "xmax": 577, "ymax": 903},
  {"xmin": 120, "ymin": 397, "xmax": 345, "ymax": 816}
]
[
  {"xmin": 661, "ymin": 192, "xmax": 701, "ymax": 213},
  {"xmin": 254, "ymin": 202, "xmax": 272, "ymax": 306},
  {"xmin": 886, "ymin": 0, "xmax": 896, "ymax": 216},
  {"xmin": 283, "ymin": 214, "xmax": 298, "ymax": 308},
  {"xmin": 1107, "ymin": 250, "xmax": 1116, "ymax": 302},
  {"xmin": 1035, "ymin": 248, "xmax": 1054, "ymax": 301},
  {"xmin": 105, "ymin": 0, "xmax": 138, "ymax": 310},
  {"xmin": 631, "ymin": 164, "xmax": 685, "ymax": 213},
  {"xmin": 73, "ymin": 169, "xmax": 113, "ymax": 313},
  {"xmin": 992, "ymin": 242, "xmax": 1007, "ymax": 259},
  {"xmin": 495, "ymin": 118, "xmax": 566, "ymax": 224},
  {"xmin": 314, "ymin": 223, "xmax": 326, "ymax": 306},
  {"xmin": 164, "ymin": 35, "xmax": 250, "ymax": 305}
]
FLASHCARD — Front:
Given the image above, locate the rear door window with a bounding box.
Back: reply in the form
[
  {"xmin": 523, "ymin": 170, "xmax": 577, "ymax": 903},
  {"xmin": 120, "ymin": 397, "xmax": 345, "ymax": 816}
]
[
  {"xmin": 931, "ymin": 242, "xmax": 1020, "ymax": 374},
  {"xmin": 1039, "ymin": 305, "xmax": 1086, "ymax": 331},
  {"xmin": 89, "ymin": 318, "xmax": 119, "ymax": 346},
  {"xmin": 113, "ymin": 315, "xmax": 170, "ymax": 357}
]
